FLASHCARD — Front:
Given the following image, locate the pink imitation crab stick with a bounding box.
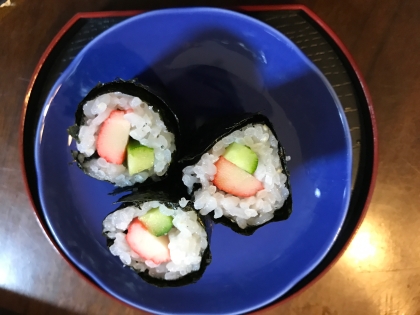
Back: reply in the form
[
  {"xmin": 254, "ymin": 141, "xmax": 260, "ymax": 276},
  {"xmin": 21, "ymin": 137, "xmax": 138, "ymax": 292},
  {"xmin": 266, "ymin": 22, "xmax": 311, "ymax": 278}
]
[
  {"xmin": 213, "ymin": 156, "xmax": 264, "ymax": 198},
  {"xmin": 126, "ymin": 219, "xmax": 171, "ymax": 265},
  {"xmin": 96, "ymin": 110, "xmax": 131, "ymax": 164}
]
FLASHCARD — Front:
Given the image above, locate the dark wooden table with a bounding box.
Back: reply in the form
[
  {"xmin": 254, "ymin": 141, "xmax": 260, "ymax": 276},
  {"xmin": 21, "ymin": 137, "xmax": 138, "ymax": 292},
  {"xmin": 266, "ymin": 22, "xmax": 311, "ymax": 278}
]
[{"xmin": 1, "ymin": 0, "xmax": 418, "ymax": 314}]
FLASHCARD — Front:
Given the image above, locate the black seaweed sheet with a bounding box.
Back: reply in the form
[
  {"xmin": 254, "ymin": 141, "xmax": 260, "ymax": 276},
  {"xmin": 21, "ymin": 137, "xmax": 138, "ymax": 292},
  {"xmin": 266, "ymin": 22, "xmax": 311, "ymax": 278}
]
[
  {"xmin": 180, "ymin": 113, "xmax": 292, "ymax": 236},
  {"xmin": 104, "ymin": 190, "xmax": 212, "ymax": 288},
  {"xmin": 68, "ymin": 79, "xmax": 181, "ymax": 186}
]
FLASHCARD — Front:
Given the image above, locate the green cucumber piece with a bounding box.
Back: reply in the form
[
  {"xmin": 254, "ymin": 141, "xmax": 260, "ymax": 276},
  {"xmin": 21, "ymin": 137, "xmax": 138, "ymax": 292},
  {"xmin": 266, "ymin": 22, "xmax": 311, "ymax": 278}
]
[
  {"xmin": 127, "ymin": 138, "xmax": 154, "ymax": 175},
  {"xmin": 223, "ymin": 142, "xmax": 258, "ymax": 174},
  {"xmin": 139, "ymin": 208, "xmax": 173, "ymax": 236}
]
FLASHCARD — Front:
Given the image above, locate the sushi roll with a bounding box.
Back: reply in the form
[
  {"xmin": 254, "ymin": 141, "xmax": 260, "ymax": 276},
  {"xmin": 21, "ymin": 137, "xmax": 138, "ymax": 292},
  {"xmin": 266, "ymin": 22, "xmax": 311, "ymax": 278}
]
[
  {"xmin": 68, "ymin": 79, "xmax": 179, "ymax": 187},
  {"xmin": 181, "ymin": 114, "xmax": 291, "ymax": 234},
  {"xmin": 102, "ymin": 191, "xmax": 211, "ymax": 287}
]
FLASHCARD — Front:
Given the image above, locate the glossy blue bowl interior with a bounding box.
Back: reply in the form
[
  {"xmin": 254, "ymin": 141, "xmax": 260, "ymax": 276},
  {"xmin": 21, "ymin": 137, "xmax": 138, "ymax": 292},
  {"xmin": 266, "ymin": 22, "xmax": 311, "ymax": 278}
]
[{"xmin": 35, "ymin": 8, "xmax": 351, "ymax": 315}]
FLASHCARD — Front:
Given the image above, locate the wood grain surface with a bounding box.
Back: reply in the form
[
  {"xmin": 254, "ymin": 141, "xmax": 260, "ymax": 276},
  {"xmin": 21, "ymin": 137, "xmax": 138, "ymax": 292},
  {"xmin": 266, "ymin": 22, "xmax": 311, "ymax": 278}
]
[{"xmin": 1, "ymin": 0, "xmax": 419, "ymax": 314}]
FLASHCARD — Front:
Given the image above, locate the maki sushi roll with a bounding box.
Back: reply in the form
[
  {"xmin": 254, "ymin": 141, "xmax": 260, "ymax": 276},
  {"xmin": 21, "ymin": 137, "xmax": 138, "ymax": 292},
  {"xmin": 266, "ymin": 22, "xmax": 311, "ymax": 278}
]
[
  {"xmin": 68, "ymin": 79, "xmax": 179, "ymax": 187},
  {"xmin": 102, "ymin": 191, "xmax": 211, "ymax": 286},
  {"xmin": 181, "ymin": 114, "xmax": 291, "ymax": 234}
]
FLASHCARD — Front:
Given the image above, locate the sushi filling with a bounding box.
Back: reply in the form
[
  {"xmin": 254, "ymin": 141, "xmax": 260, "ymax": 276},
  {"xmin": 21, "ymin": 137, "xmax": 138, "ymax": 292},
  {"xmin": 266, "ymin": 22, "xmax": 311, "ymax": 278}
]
[
  {"xmin": 103, "ymin": 202, "xmax": 208, "ymax": 280},
  {"xmin": 75, "ymin": 92, "xmax": 175, "ymax": 187},
  {"xmin": 182, "ymin": 124, "xmax": 289, "ymax": 229}
]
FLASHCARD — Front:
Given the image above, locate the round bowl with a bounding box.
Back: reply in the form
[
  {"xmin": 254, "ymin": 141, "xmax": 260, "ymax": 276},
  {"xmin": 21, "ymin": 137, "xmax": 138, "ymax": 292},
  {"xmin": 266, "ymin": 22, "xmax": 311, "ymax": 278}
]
[{"xmin": 35, "ymin": 7, "xmax": 351, "ymax": 315}]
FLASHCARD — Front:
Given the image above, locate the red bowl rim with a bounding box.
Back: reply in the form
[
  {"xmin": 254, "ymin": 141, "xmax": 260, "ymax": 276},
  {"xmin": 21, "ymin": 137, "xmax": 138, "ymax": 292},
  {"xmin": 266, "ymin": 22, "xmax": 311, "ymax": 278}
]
[{"xmin": 19, "ymin": 5, "xmax": 378, "ymax": 314}]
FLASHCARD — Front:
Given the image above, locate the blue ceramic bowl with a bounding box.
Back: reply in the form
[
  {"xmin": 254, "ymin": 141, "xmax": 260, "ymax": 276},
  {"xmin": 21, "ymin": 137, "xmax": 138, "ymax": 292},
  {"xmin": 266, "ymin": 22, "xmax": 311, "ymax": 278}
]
[{"xmin": 35, "ymin": 8, "xmax": 351, "ymax": 315}]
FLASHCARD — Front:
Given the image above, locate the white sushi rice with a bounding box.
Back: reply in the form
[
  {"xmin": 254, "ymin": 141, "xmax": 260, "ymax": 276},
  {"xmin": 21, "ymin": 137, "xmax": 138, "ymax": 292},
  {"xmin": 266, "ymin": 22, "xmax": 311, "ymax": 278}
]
[
  {"xmin": 103, "ymin": 202, "xmax": 208, "ymax": 280},
  {"xmin": 76, "ymin": 92, "xmax": 175, "ymax": 187},
  {"xmin": 182, "ymin": 124, "xmax": 289, "ymax": 229}
]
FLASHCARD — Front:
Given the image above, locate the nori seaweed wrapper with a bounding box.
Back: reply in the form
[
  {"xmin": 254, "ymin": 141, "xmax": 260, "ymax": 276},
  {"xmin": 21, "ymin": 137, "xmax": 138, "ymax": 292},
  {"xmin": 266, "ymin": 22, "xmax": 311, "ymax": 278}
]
[
  {"xmin": 180, "ymin": 113, "xmax": 292, "ymax": 236},
  {"xmin": 104, "ymin": 190, "xmax": 212, "ymax": 287},
  {"xmin": 68, "ymin": 78, "xmax": 181, "ymax": 186}
]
